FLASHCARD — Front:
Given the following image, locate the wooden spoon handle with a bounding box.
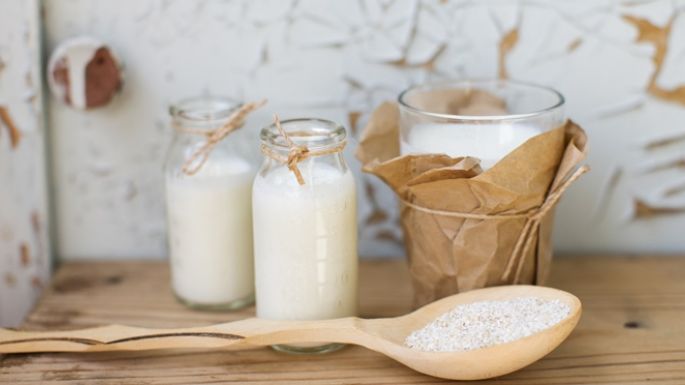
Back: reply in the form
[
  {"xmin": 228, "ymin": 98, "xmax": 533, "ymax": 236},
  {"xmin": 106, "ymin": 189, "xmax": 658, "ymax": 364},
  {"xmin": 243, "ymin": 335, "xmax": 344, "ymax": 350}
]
[
  {"xmin": 0, "ymin": 323, "xmax": 251, "ymax": 353},
  {"xmin": 0, "ymin": 317, "xmax": 363, "ymax": 354}
]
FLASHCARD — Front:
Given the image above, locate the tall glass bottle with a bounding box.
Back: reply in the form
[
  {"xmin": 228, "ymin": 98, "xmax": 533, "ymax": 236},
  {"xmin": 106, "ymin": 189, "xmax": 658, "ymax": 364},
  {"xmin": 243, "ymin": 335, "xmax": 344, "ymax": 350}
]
[
  {"xmin": 164, "ymin": 97, "xmax": 256, "ymax": 310},
  {"xmin": 252, "ymin": 118, "xmax": 358, "ymax": 354}
]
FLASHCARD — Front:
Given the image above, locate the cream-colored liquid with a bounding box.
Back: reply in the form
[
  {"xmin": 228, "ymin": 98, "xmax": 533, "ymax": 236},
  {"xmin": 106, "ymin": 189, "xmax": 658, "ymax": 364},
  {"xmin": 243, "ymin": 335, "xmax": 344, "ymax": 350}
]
[
  {"xmin": 166, "ymin": 156, "xmax": 255, "ymax": 305},
  {"xmin": 252, "ymin": 161, "xmax": 358, "ymax": 320},
  {"xmin": 401, "ymin": 123, "xmax": 542, "ymax": 169}
]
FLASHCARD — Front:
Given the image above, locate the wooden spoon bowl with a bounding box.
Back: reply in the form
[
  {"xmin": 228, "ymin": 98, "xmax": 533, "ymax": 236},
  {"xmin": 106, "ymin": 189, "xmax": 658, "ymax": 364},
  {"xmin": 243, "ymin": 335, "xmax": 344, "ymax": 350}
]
[
  {"xmin": 0, "ymin": 285, "xmax": 581, "ymax": 380},
  {"xmin": 359, "ymin": 285, "xmax": 581, "ymax": 380}
]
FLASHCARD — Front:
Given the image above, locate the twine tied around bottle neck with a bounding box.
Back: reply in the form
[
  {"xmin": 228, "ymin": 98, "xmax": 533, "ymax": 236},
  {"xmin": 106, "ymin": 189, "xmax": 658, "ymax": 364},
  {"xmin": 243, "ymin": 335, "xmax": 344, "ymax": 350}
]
[
  {"xmin": 260, "ymin": 115, "xmax": 346, "ymax": 186},
  {"xmin": 179, "ymin": 99, "xmax": 267, "ymax": 176},
  {"xmin": 399, "ymin": 164, "xmax": 589, "ymax": 284}
]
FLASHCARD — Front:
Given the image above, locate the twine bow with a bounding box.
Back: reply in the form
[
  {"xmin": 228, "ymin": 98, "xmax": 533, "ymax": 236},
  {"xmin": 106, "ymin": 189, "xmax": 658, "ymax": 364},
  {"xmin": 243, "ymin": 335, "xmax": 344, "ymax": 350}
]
[
  {"xmin": 260, "ymin": 115, "xmax": 346, "ymax": 185},
  {"xmin": 400, "ymin": 165, "xmax": 589, "ymax": 284},
  {"xmin": 181, "ymin": 99, "xmax": 266, "ymax": 175}
]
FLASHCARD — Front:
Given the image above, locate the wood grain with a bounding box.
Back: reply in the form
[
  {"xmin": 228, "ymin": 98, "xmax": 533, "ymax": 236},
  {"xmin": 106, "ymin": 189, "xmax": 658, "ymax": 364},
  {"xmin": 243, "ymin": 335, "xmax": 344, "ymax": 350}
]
[{"xmin": 1, "ymin": 256, "xmax": 685, "ymax": 384}]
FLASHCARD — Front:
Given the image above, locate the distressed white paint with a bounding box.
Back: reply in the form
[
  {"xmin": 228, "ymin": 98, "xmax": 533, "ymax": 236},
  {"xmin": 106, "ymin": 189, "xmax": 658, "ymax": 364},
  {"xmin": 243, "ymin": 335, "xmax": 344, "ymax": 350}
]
[
  {"xmin": 0, "ymin": 0, "xmax": 51, "ymax": 326},
  {"xmin": 40, "ymin": 0, "xmax": 685, "ymax": 259}
]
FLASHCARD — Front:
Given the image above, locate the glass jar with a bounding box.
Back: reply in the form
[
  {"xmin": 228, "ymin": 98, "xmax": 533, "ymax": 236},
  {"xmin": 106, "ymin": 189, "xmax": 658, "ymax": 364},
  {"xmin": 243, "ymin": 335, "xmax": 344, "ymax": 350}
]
[
  {"xmin": 252, "ymin": 118, "xmax": 358, "ymax": 354},
  {"xmin": 398, "ymin": 79, "xmax": 565, "ymax": 169},
  {"xmin": 164, "ymin": 96, "xmax": 256, "ymax": 310}
]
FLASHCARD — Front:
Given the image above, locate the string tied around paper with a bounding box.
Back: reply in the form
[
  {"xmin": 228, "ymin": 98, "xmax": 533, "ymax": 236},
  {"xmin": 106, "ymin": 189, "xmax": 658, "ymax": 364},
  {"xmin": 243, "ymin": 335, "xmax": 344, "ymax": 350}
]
[
  {"xmin": 179, "ymin": 100, "xmax": 267, "ymax": 176},
  {"xmin": 400, "ymin": 165, "xmax": 589, "ymax": 283},
  {"xmin": 260, "ymin": 115, "xmax": 346, "ymax": 185}
]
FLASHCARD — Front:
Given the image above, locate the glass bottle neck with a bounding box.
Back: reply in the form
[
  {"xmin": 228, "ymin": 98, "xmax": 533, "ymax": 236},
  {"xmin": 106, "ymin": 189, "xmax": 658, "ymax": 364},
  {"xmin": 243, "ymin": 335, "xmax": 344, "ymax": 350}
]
[
  {"xmin": 258, "ymin": 118, "xmax": 349, "ymax": 183},
  {"xmin": 170, "ymin": 97, "xmax": 242, "ymax": 133},
  {"xmin": 166, "ymin": 97, "xmax": 255, "ymax": 177},
  {"xmin": 260, "ymin": 118, "xmax": 347, "ymax": 155}
]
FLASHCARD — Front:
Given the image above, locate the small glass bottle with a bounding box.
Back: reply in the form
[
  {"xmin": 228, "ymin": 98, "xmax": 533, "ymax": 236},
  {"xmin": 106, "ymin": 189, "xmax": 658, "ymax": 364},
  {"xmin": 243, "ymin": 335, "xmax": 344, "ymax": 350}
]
[
  {"xmin": 252, "ymin": 118, "xmax": 358, "ymax": 354},
  {"xmin": 164, "ymin": 96, "xmax": 256, "ymax": 310}
]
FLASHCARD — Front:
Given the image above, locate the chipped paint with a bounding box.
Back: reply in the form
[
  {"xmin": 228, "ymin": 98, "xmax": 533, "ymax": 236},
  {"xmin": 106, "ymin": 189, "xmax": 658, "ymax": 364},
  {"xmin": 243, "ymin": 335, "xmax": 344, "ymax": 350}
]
[
  {"xmin": 390, "ymin": 44, "xmax": 447, "ymax": 71},
  {"xmin": 419, "ymin": 44, "xmax": 447, "ymax": 72},
  {"xmin": 30, "ymin": 211, "xmax": 40, "ymax": 234},
  {"xmin": 373, "ymin": 229, "xmax": 403, "ymax": 244},
  {"xmin": 498, "ymin": 27, "xmax": 519, "ymax": 80},
  {"xmin": 19, "ymin": 243, "xmax": 30, "ymax": 266},
  {"xmin": 347, "ymin": 111, "xmax": 362, "ymax": 136},
  {"xmin": 566, "ymin": 38, "xmax": 583, "ymax": 53},
  {"xmin": 633, "ymin": 199, "xmax": 685, "ymax": 219},
  {"xmin": 643, "ymin": 131, "xmax": 685, "ymax": 151},
  {"xmin": 624, "ymin": 14, "xmax": 685, "ymax": 106},
  {"xmin": 0, "ymin": 106, "xmax": 22, "ymax": 149},
  {"xmin": 665, "ymin": 183, "xmax": 685, "ymax": 197},
  {"xmin": 365, "ymin": 209, "xmax": 388, "ymax": 226}
]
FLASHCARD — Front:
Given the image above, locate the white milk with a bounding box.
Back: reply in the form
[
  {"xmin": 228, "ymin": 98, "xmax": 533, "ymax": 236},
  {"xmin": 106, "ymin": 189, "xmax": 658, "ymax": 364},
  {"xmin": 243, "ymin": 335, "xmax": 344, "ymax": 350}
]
[
  {"xmin": 252, "ymin": 162, "xmax": 358, "ymax": 320},
  {"xmin": 166, "ymin": 155, "xmax": 255, "ymax": 306},
  {"xmin": 401, "ymin": 123, "xmax": 542, "ymax": 169}
]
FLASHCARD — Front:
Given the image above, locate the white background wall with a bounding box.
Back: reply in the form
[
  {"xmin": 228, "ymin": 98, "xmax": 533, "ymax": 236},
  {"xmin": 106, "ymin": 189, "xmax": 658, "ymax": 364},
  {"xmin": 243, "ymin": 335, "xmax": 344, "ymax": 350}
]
[
  {"xmin": 43, "ymin": 0, "xmax": 685, "ymax": 260},
  {"xmin": 2, "ymin": 0, "xmax": 685, "ymax": 324}
]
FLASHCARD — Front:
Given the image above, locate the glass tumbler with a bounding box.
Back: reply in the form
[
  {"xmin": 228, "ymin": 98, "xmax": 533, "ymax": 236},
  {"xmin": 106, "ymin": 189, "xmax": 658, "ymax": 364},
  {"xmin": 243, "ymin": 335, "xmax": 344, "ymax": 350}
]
[{"xmin": 398, "ymin": 79, "xmax": 565, "ymax": 169}]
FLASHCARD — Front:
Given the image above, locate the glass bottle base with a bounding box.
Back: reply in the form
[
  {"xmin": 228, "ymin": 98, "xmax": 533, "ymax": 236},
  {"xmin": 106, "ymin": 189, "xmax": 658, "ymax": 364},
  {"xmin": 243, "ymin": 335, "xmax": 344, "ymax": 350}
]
[
  {"xmin": 174, "ymin": 291, "xmax": 255, "ymax": 311},
  {"xmin": 271, "ymin": 343, "xmax": 346, "ymax": 355}
]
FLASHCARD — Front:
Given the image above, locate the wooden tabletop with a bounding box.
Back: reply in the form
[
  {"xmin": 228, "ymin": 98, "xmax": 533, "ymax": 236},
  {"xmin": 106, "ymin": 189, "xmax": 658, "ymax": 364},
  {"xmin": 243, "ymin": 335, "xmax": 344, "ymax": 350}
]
[{"xmin": 1, "ymin": 256, "xmax": 684, "ymax": 384}]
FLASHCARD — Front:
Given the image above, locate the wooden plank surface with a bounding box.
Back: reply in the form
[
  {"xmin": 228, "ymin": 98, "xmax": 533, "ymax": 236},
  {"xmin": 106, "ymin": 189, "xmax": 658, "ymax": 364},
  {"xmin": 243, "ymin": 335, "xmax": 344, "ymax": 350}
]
[{"xmin": 1, "ymin": 256, "xmax": 685, "ymax": 384}]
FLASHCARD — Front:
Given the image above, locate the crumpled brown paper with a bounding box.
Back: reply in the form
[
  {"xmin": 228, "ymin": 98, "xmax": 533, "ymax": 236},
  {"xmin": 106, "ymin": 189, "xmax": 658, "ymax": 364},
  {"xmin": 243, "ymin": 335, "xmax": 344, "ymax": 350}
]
[{"xmin": 357, "ymin": 96, "xmax": 588, "ymax": 307}]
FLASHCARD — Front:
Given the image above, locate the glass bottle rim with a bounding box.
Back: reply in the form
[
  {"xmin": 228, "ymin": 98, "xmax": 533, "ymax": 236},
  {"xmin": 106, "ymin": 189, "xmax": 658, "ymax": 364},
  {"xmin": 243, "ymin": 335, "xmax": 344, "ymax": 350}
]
[
  {"xmin": 170, "ymin": 96, "xmax": 243, "ymax": 130},
  {"xmin": 260, "ymin": 118, "xmax": 347, "ymax": 151},
  {"xmin": 397, "ymin": 78, "xmax": 565, "ymax": 122}
]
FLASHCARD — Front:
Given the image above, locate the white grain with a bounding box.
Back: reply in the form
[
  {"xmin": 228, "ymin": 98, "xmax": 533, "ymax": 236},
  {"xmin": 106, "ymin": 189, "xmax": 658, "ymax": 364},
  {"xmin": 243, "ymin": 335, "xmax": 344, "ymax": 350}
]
[{"xmin": 405, "ymin": 297, "xmax": 570, "ymax": 352}]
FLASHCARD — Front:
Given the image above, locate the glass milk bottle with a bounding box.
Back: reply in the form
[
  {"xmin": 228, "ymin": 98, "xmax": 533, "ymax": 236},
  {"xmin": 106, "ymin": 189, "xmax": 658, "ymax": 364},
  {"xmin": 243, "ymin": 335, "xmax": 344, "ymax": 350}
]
[
  {"xmin": 253, "ymin": 118, "xmax": 358, "ymax": 354},
  {"xmin": 164, "ymin": 97, "xmax": 256, "ymax": 310},
  {"xmin": 398, "ymin": 79, "xmax": 565, "ymax": 169}
]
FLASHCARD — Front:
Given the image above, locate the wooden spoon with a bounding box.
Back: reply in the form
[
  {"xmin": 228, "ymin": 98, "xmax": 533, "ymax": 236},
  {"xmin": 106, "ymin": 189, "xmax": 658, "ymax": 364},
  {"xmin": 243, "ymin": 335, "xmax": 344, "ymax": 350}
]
[{"xmin": 0, "ymin": 285, "xmax": 580, "ymax": 380}]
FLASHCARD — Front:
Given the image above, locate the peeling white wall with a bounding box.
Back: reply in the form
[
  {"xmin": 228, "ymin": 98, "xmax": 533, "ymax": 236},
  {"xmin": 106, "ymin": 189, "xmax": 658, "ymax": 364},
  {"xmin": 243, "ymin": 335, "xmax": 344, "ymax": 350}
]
[
  {"xmin": 42, "ymin": 0, "xmax": 685, "ymax": 260},
  {"xmin": 0, "ymin": 0, "xmax": 51, "ymax": 326}
]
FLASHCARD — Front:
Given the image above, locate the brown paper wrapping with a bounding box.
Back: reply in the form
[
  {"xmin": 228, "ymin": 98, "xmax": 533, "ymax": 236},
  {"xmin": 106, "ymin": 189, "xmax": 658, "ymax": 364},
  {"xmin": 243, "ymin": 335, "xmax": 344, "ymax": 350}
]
[{"xmin": 357, "ymin": 97, "xmax": 588, "ymax": 307}]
